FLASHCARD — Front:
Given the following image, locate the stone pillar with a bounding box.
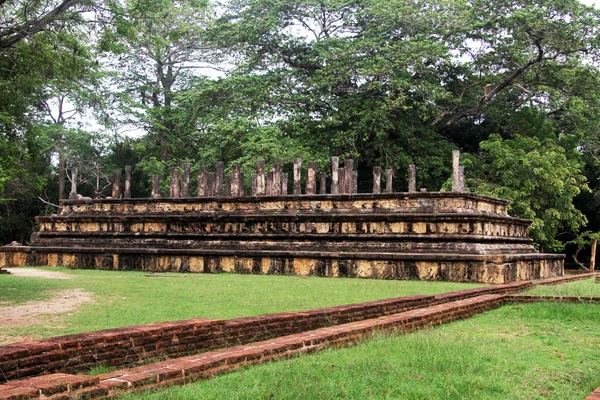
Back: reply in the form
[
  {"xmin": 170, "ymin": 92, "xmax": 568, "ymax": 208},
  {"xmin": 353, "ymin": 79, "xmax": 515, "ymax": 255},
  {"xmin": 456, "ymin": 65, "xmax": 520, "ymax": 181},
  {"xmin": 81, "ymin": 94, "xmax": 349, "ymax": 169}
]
[
  {"xmin": 331, "ymin": 156, "xmax": 339, "ymax": 194},
  {"xmin": 408, "ymin": 164, "xmax": 416, "ymax": 193},
  {"xmin": 281, "ymin": 173, "xmax": 288, "ymax": 195},
  {"xmin": 170, "ymin": 167, "xmax": 180, "ymax": 198},
  {"xmin": 266, "ymin": 171, "xmax": 273, "ymax": 195},
  {"xmin": 293, "ymin": 158, "xmax": 302, "ymax": 195},
  {"xmin": 385, "ymin": 169, "xmax": 393, "ymax": 193},
  {"xmin": 225, "ymin": 176, "xmax": 232, "ymax": 196},
  {"xmin": 181, "ymin": 163, "xmax": 191, "ymax": 197},
  {"xmin": 320, "ymin": 173, "xmax": 327, "ymax": 195},
  {"xmin": 344, "ymin": 159, "xmax": 354, "ymax": 195},
  {"xmin": 69, "ymin": 168, "xmax": 78, "ymax": 199},
  {"xmin": 151, "ymin": 174, "xmax": 161, "ymax": 198},
  {"xmin": 272, "ymin": 163, "xmax": 281, "ymax": 196},
  {"xmin": 207, "ymin": 172, "xmax": 216, "ymax": 196},
  {"xmin": 231, "ymin": 164, "xmax": 241, "ymax": 196},
  {"xmin": 215, "ymin": 161, "xmax": 224, "ymax": 196},
  {"xmin": 458, "ymin": 166, "xmax": 465, "ymax": 192},
  {"xmin": 197, "ymin": 166, "xmax": 207, "ymax": 197},
  {"xmin": 251, "ymin": 174, "xmax": 257, "ymax": 196},
  {"xmin": 256, "ymin": 160, "xmax": 265, "ymax": 196},
  {"xmin": 306, "ymin": 161, "xmax": 316, "ymax": 195},
  {"xmin": 452, "ymin": 150, "xmax": 460, "ymax": 192},
  {"xmin": 372, "ymin": 166, "xmax": 381, "ymax": 194},
  {"xmin": 352, "ymin": 170, "xmax": 358, "ymax": 194},
  {"xmin": 112, "ymin": 169, "xmax": 121, "ymax": 199},
  {"xmin": 124, "ymin": 165, "xmax": 132, "ymax": 199},
  {"xmin": 338, "ymin": 169, "xmax": 345, "ymax": 194},
  {"xmin": 240, "ymin": 171, "xmax": 245, "ymax": 196}
]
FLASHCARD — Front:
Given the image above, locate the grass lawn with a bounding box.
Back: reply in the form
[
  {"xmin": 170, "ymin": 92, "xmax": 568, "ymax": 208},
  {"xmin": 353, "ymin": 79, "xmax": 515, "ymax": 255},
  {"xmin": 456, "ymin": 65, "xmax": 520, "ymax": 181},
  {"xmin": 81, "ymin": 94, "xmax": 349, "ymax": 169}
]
[
  {"xmin": 524, "ymin": 277, "xmax": 600, "ymax": 297},
  {"xmin": 0, "ymin": 267, "xmax": 482, "ymax": 343},
  {"xmin": 125, "ymin": 302, "xmax": 600, "ymax": 400}
]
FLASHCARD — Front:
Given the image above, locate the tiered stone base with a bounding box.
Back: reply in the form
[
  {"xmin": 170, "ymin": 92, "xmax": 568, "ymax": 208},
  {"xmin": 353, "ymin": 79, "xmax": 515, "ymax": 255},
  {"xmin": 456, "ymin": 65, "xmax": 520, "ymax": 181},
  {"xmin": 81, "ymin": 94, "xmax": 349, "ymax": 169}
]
[
  {"xmin": 0, "ymin": 192, "xmax": 565, "ymax": 284},
  {"xmin": 1, "ymin": 246, "xmax": 564, "ymax": 284}
]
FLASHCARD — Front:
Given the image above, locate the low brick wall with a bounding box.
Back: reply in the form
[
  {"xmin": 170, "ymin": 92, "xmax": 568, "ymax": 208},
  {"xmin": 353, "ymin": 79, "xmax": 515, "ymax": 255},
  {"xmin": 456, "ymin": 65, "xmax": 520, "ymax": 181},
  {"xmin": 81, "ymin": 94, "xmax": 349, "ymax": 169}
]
[
  {"xmin": 534, "ymin": 272, "xmax": 596, "ymax": 286},
  {"xmin": 0, "ymin": 273, "xmax": 598, "ymax": 399},
  {"xmin": 507, "ymin": 295, "xmax": 600, "ymax": 304},
  {"xmin": 0, "ymin": 294, "xmax": 506, "ymax": 400},
  {"xmin": 0, "ymin": 281, "xmax": 533, "ymax": 382}
]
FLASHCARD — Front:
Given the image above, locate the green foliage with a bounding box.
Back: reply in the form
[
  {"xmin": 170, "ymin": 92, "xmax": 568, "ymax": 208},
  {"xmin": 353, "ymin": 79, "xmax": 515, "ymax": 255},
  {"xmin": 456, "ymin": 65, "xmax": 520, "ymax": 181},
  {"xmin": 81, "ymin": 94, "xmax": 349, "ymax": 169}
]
[
  {"xmin": 1, "ymin": 0, "xmax": 600, "ymax": 249},
  {"xmin": 473, "ymin": 133, "xmax": 588, "ymax": 250}
]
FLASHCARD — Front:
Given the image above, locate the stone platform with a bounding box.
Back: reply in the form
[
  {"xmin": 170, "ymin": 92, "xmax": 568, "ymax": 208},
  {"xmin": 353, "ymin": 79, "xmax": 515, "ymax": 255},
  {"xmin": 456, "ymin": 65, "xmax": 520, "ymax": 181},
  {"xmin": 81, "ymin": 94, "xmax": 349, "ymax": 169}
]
[{"xmin": 0, "ymin": 191, "xmax": 563, "ymax": 284}]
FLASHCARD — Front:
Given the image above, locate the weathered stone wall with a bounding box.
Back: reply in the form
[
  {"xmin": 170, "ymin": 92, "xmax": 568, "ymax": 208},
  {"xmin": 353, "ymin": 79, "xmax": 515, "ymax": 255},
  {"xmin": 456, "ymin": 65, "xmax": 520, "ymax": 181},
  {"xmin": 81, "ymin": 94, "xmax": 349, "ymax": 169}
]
[{"xmin": 0, "ymin": 191, "xmax": 564, "ymax": 283}]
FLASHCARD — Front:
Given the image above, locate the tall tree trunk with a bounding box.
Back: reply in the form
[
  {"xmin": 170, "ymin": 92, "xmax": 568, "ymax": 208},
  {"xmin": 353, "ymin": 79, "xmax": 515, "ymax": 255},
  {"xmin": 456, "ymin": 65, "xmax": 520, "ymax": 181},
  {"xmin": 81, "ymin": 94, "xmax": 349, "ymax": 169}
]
[{"xmin": 58, "ymin": 134, "xmax": 65, "ymax": 200}]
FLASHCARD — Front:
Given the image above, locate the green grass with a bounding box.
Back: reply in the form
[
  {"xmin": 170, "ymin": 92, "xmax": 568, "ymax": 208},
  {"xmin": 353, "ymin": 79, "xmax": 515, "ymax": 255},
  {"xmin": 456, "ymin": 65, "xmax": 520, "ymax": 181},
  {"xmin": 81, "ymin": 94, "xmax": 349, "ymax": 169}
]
[
  {"xmin": 524, "ymin": 277, "xmax": 600, "ymax": 297},
  {"xmin": 124, "ymin": 302, "xmax": 600, "ymax": 400},
  {"xmin": 0, "ymin": 273, "xmax": 72, "ymax": 305},
  {"xmin": 0, "ymin": 267, "xmax": 482, "ymax": 342}
]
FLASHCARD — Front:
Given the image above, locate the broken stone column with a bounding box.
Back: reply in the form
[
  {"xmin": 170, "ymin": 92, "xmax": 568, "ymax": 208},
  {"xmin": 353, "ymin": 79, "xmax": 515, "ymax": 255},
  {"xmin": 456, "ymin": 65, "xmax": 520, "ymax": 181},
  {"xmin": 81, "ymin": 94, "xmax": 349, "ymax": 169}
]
[
  {"xmin": 197, "ymin": 166, "xmax": 207, "ymax": 197},
  {"xmin": 293, "ymin": 158, "xmax": 302, "ymax": 195},
  {"xmin": 256, "ymin": 160, "xmax": 265, "ymax": 196},
  {"xmin": 408, "ymin": 164, "xmax": 416, "ymax": 193},
  {"xmin": 320, "ymin": 173, "xmax": 327, "ymax": 195},
  {"xmin": 225, "ymin": 176, "xmax": 232, "ymax": 196},
  {"xmin": 338, "ymin": 169, "xmax": 345, "ymax": 194},
  {"xmin": 181, "ymin": 163, "xmax": 191, "ymax": 197},
  {"xmin": 385, "ymin": 168, "xmax": 393, "ymax": 193},
  {"xmin": 272, "ymin": 163, "xmax": 281, "ymax": 196},
  {"xmin": 452, "ymin": 150, "xmax": 461, "ymax": 192},
  {"xmin": 251, "ymin": 174, "xmax": 257, "ymax": 196},
  {"xmin": 353, "ymin": 170, "xmax": 358, "ymax": 194},
  {"xmin": 240, "ymin": 171, "xmax": 245, "ymax": 196},
  {"xmin": 69, "ymin": 168, "xmax": 78, "ymax": 199},
  {"xmin": 306, "ymin": 161, "xmax": 316, "ymax": 195},
  {"xmin": 281, "ymin": 173, "xmax": 288, "ymax": 195},
  {"xmin": 231, "ymin": 164, "xmax": 241, "ymax": 196},
  {"xmin": 151, "ymin": 174, "xmax": 161, "ymax": 198},
  {"xmin": 215, "ymin": 161, "xmax": 224, "ymax": 196},
  {"xmin": 372, "ymin": 166, "xmax": 381, "ymax": 194},
  {"xmin": 344, "ymin": 159, "xmax": 354, "ymax": 195},
  {"xmin": 170, "ymin": 167, "xmax": 180, "ymax": 198},
  {"xmin": 458, "ymin": 166, "xmax": 465, "ymax": 192},
  {"xmin": 124, "ymin": 165, "xmax": 132, "ymax": 199},
  {"xmin": 112, "ymin": 169, "xmax": 121, "ymax": 199},
  {"xmin": 331, "ymin": 156, "xmax": 339, "ymax": 194},
  {"xmin": 207, "ymin": 172, "xmax": 216, "ymax": 196},
  {"xmin": 266, "ymin": 171, "xmax": 273, "ymax": 195}
]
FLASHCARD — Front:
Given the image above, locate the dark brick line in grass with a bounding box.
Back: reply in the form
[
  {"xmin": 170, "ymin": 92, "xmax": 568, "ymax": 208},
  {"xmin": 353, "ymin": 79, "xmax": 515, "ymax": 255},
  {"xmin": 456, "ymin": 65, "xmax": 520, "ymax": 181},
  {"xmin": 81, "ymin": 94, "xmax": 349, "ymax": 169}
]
[
  {"xmin": 0, "ymin": 294, "xmax": 507, "ymax": 399},
  {"xmin": 0, "ymin": 272, "xmax": 597, "ymax": 399},
  {"xmin": 0, "ymin": 281, "xmax": 534, "ymax": 383}
]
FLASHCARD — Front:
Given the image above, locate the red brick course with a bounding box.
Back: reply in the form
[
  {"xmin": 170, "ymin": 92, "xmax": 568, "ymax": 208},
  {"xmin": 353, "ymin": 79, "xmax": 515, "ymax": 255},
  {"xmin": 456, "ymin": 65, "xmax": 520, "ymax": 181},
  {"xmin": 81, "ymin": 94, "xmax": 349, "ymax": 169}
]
[
  {"xmin": 0, "ymin": 272, "xmax": 597, "ymax": 399},
  {"xmin": 0, "ymin": 280, "xmax": 538, "ymax": 382},
  {"xmin": 0, "ymin": 294, "xmax": 507, "ymax": 399}
]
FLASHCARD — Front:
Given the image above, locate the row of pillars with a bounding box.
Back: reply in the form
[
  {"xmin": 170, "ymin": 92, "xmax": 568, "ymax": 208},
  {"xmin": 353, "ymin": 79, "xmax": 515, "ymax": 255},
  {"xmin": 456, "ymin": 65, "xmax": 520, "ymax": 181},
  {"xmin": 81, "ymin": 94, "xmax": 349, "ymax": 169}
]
[{"xmin": 69, "ymin": 151, "xmax": 467, "ymax": 200}]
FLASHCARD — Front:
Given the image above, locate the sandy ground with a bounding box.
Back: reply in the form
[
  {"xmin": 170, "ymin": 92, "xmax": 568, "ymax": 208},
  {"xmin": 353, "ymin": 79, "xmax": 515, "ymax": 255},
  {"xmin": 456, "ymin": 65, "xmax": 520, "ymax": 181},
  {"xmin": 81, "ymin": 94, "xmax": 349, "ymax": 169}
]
[
  {"xmin": 4, "ymin": 267, "xmax": 73, "ymax": 279},
  {"xmin": 0, "ymin": 288, "xmax": 94, "ymax": 327},
  {"xmin": 0, "ymin": 268, "xmax": 95, "ymax": 344}
]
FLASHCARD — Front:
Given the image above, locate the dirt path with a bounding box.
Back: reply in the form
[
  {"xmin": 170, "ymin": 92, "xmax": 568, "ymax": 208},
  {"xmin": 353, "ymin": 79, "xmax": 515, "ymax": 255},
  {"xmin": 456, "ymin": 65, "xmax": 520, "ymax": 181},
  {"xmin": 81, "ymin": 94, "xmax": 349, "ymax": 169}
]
[
  {"xmin": 4, "ymin": 267, "xmax": 73, "ymax": 279},
  {"xmin": 0, "ymin": 288, "xmax": 94, "ymax": 327}
]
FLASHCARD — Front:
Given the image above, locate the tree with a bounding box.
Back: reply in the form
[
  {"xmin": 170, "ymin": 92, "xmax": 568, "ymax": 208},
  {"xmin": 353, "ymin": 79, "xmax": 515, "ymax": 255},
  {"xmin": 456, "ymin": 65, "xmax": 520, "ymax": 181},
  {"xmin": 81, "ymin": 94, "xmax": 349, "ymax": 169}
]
[
  {"xmin": 195, "ymin": 0, "xmax": 600, "ymax": 245},
  {"xmin": 103, "ymin": 0, "xmax": 214, "ymax": 162}
]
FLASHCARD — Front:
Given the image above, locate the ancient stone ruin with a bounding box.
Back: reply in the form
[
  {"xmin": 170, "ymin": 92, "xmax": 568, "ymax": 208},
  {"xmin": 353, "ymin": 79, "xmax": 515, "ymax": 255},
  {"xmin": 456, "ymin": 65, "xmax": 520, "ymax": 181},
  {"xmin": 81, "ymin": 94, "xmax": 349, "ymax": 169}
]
[{"xmin": 0, "ymin": 151, "xmax": 564, "ymax": 284}]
